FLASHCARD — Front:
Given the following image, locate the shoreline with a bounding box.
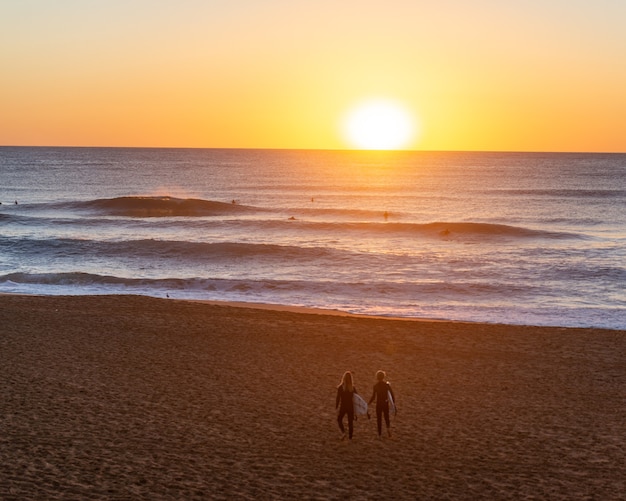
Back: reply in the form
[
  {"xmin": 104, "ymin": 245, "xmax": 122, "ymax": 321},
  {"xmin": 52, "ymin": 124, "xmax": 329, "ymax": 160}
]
[
  {"xmin": 2, "ymin": 293, "xmax": 624, "ymax": 499},
  {"xmin": 187, "ymin": 298, "xmax": 626, "ymax": 331},
  {"xmin": 2, "ymin": 292, "xmax": 622, "ymax": 331},
  {"xmin": 188, "ymin": 298, "xmax": 456, "ymax": 323}
]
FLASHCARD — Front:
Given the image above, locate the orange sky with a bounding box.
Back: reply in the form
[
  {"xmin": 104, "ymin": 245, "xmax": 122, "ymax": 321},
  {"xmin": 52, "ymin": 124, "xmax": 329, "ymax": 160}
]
[{"xmin": 2, "ymin": 1, "xmax": 625, "ymax": 152}]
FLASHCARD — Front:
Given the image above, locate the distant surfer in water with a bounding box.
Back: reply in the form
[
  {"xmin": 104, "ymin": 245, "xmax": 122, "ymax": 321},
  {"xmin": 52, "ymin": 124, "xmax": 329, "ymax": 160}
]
[
  {"xmin": 368, "ymin": 370, "xmax": 396, "ymax": 438},
  {"xmin": 336, "ymin": 371, "xmax": 357, "ymax": 441}
]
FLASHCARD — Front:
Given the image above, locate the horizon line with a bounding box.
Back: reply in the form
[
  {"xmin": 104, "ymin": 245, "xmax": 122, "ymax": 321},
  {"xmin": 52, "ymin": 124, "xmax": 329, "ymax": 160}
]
[{"xmin": 1, "ymin": 144, "xmax": 625, "ymax": 155}]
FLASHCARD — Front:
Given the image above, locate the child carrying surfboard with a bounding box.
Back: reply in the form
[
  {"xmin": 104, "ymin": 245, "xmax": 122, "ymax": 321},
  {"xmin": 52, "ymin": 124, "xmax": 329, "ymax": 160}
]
[{"xmin": 368, "ymin": 370, "xmax": 396, "ymax": 438}]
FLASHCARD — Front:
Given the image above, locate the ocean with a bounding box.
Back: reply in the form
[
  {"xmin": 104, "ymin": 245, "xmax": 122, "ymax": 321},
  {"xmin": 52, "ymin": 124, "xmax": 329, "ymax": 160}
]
[{"xmin": 1, "ymin": 147, "xmax": 624, "ymax": 329}]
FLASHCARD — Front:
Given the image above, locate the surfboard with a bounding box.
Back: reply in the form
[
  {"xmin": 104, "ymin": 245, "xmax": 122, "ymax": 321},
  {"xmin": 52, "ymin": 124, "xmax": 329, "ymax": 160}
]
[
  {"xmin": 353, "ymin": 393, "xmax": 369, "ymax": 416},
  {"xmin": 387, "ymin": 390, "xmax": 396, "ymax": 414}
]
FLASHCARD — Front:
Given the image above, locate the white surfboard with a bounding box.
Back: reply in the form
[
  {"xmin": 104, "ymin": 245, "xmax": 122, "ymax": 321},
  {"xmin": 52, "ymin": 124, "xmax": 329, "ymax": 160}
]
[
  {"xmin": 387, "ymin": 390, "xmax": 396, "ymax": 414},
  {"xmin": 353, "ymin": 393, "xmax": 369, "ymax": 416}
]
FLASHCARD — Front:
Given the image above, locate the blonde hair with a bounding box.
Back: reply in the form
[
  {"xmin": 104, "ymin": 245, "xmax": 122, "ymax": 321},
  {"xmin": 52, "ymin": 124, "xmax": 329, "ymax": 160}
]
[
  {"xmin": 341, "ymin": 371, "xmax": 354, "ymax": 392},
  {"xmin": 376, "ymin": 370, "xmax": 386, "ymax": 381}
]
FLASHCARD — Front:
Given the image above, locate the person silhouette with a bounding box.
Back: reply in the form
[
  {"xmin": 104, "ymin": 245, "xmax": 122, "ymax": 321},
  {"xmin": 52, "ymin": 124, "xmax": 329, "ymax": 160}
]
[
  {"xmin": 336, "ymin": 371, "xmax": 358, "ymax": 440},
  {"xmin": 368, "ymin": 370, "xmax": 396, "ymax": 438}
]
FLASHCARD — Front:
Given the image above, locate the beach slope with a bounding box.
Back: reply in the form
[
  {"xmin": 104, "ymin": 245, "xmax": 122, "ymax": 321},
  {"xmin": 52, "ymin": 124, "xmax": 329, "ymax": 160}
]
[{"xmin": 1, "ymin": 295, "xmax": 624, "ymax": 499}]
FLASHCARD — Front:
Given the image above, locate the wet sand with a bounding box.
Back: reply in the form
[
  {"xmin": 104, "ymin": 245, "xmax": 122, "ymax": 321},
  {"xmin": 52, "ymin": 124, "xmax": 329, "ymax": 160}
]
[{"xmin": 1, "ymin": 294, "xmax": 624, "ymax": 500}]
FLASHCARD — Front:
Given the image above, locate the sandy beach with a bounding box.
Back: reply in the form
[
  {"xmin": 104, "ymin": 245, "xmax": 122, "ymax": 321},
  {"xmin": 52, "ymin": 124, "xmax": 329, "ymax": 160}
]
[{"xmin": 1, "ymin": 294, "xmax": 624, "ymax": 500}]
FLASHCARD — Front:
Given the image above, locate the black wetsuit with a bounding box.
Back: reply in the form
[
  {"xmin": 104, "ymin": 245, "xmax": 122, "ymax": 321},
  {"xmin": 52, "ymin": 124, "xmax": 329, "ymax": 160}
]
[
  {"xmin": 369, "ymin": 381, "xmax": 395, "ymax": 436},
  {"xmin": 336, "ymin": 385, "xmax": 357, "ymax": 439}
]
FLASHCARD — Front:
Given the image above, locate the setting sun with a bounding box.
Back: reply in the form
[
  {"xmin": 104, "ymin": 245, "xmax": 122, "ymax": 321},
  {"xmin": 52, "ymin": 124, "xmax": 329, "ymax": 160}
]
[
  {"xmin": 2, "ymin": 1, "xmax": 625, "ymax": 151},
  {"xmin": 342, "ymin": 99, "xmax": 418, "ymax": 150}
]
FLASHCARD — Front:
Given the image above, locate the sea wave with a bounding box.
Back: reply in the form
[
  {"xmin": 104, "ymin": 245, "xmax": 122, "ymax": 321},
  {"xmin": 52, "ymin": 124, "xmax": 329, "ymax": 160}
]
[
  {"xmin": 2, "ymin": 272, "xmax": 623, "ymax": 329},
  {"xmin": 289, "ymin": 220, "xmax": 584, "ymax": 240},
  {"xmin": 0, "ymin": 271, "xmax": 537, "ymax": 298},
  {"xmin": 50, "ymin": 196, "xmax": 262, "ymax": 217},
  {"xmin": 4, "ymin": 199, "xmax": 586, "ymax": 241},
  {"xmin": 0, "ymin": 223, "xmax": 583, "ymax": 268},
  {"xmin": 9, "ymin": 271, "xmax": 623, "ymax": 312},
  {"xmin": 419, "ymin": 221, "xmax": 583, "ymax": 239},
  {"xmin": 486, "ymin": 189, "xmax": 626, "ymax": 198},
  {"xmin": 0, "ymin": 236, "xmax": 339, "ymax": 261}
]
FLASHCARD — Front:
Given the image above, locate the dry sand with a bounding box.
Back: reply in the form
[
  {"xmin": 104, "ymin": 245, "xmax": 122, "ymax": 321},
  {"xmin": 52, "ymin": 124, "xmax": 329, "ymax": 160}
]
[{"xmin": 1, "ymin": 294, "xmax": 624, "ymax": 500}]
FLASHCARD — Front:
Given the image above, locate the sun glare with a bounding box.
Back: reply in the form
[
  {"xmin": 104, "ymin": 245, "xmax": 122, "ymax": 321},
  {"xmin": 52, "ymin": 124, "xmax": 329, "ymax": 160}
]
[{"xmin": 342, "ymin": 99, "xmax": 417, "ymax": 150}]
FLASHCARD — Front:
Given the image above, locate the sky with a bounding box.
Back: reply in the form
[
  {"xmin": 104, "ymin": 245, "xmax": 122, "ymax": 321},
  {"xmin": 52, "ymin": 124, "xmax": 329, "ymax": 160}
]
[{"xmin": 2, "ymin": 0, "xmax": 626, "ymax": 152}]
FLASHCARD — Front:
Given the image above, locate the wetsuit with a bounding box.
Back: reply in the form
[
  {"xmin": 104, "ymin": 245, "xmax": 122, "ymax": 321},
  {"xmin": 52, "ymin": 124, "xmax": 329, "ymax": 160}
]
[
  {"xmin": 369, "ymin": 381, "xmax": 395, "ymax": 436},
  {"xmin": 336, "ymin": 384, "xmax": 357, "ymax": 439}
]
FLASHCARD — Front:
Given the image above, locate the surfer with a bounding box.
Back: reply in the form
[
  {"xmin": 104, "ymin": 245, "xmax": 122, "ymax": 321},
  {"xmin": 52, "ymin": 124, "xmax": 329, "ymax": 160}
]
[
  {"xmin": 336, "ymin": 371, "xmax": 358, "ymax": 441},
  {"xmin": 368, "ymin": 370, "xmax": 396, "ymax": 438}
]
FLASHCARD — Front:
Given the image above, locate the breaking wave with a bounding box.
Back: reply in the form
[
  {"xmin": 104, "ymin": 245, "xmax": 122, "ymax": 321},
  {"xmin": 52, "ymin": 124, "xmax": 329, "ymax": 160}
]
[
  {"xmin": 5, "ymin": 195, "xmax": 585, "ymax": 240},
  {"xmin": 491, "ymin": 189, "xmax": 626, "ymax": 198},
  {"xmin": 0, "ymin": 271, "xmax": 537, "ymax": 298},
  {"xmin": 50, "ymin": 196, "xmax": 262, "ymax": 217},
  {"xmin": 294, "ymin": 221, "xmax": 583, "ymax": 239},
  {"xmin": 0, "ymin": 236, "xmax": 339, "ymax": 261}
]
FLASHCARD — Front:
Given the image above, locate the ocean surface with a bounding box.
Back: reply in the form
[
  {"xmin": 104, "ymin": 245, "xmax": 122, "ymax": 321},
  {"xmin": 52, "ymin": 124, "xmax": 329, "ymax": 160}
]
[{"xmin": 1, "ymin": 147, "xmax": 625, "ymax": 329}]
